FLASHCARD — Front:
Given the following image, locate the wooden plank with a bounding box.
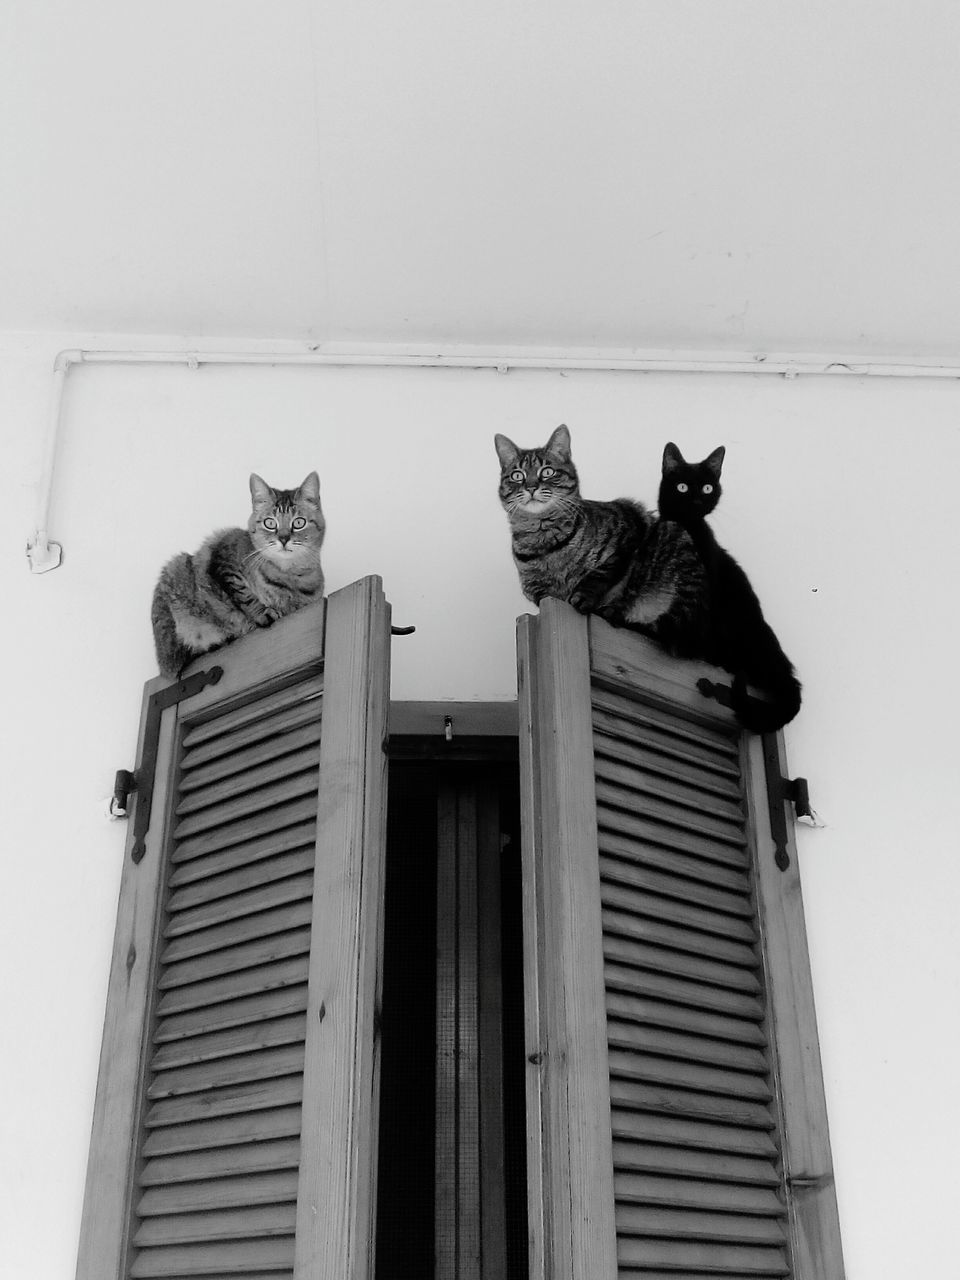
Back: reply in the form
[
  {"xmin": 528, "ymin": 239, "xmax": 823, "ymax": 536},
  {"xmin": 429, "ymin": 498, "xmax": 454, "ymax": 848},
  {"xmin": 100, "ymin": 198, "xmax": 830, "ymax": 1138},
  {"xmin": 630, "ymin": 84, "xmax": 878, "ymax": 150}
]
[
  {"xmin": 159, "ymin": 928, "xmax": 312, "ymax": 989},
  {"xmin": 172, "ymin": 796, "xmax": 319, "ymax": 862},
  {"xmin": 610, "ymin": 1109, "xmax": 779, "ymax": 1159},
  {"xmin": 596, "ymin": 779, "xmax": 746, "ymax": 849},
  {"xmin": 592, "ymin": 727, "xmax": 743, "ymax": 798},
  {"xmin": 613, "ymin": 1139, "xmax": 783, "ymax": 1187},
  {"xmin": 588, "ymin": 617, "xmax": 742, "ymax": 733},
  {"xmin": 518, "ymin": 599, "xmax": 618, "ymax": 1280},
  {"xmin": 163, "ymin": 873, "xmax": 315, "ymax": 938},
  {"xmin": 607, "ymin": 1046, "xmax": 773, "ymax": 1103},
  {"xmin": 600, "ymin": 881, "xmax": 757, "ymax": 947},
  {"xmin": 614, "ymin": 1171, "xmax": 786, "ymax": 1216},
  {"xmin": 134, "ymin": 1203, "xmax": 296, "ymax": 1246},
  {"xmin": 603, "ymin": 960, "xmax": 765, "ymax": 1022},
  {"xmin": 175, "ymin": 745, "xmax": 322, "ymax": 816},
  {"xmin": 129, "ymin": 1236, "xmax": 295, "ymax": 1277},
  {"xmin": 590, "ymin": 683, "xmax": 739, "ymax": 760},
  {"xmin": 177, "ymin": 607, "xmax": 326, "ymax": 739},
  {"xmin": 592, "ymin": 709, "xmax": 741, "ymax": 787},
  {"xmin": 160, "ymin": 902, "xmax": 314, "ymax": 964},
  {"xmin": 599, "ymin": 856, "xmax": 754, "ymax": 920},
  {"xmin": 598, "ymin": 830, "xmax": 751, "ymax": 894},
  {"xmin": 606, "ymin": 1019, "xmax": 768, "ymax": 1073},
  {"xmin": 608, "ymin": 1077, "xmax": 775, "ymax": 1131},
  {"xmin": 140, "ymin": 1137, "xmax": 301, "ymax": 1185},
  {"xmin": 148, "ymin": 1044, "xmax": 306, "ymax": 1100},
  {"xmin": 167, "ymin": 850, "xmax": 315, "ymax": 915},
  {"xmin": 75, "ymin": 683, "xmax": 178, "ymax": 1280},
  {"xmin": 515, "ymin": 615, "xmax": 546, "ymax": 1280},
  {"xmin": 605, "ymin": 989, "xmax": 766, "ymax": 1047},
  {"xmin": 168, "ymin": 822, "xmax": 317, "ymax": 885},
  {"xmin": 145, "ymin": 1075, "xmax": 303, "ymax": 1128},
  {"xmin": 616, "ymin": 1237, "xmax": 790, "ymax": 1275},
  {"xmin": 618, "ymin": 1272, "xmax": 783, "ymax": 1280},
  {"xmin": 594, "ymin": 754, "xmax": 745, "ymax": 824},
  {"xmin": 149, "ymin": 1013, "xmax": 306, "ymax": 1072},
  {"xmin": 179, "ymin": 680, "xmax": 323, "ymax": 768},
  {"xmin": 156, "ymin": 955, "xmax": 311, "ymax": 1018},
  {"xmin": 153, "ymin": 984, "xmax": 309, "ymax": 1043},
  {"xmin": 601, "ymin": 906, "xmax": 758, "ymax": 969},
  {"xmin": 178, "ymin": 716, "xmax": 323, "ymax": 789},
  {"xmin": 603, "ymin": 933, "xmax": 761, "ymax": 996},
  {"xmin": 294, "ymin": 577, "xmax": 391, "ymax": 1280},
  {"xmin": 616, "ymin": 1203, "xmax": 787, "ymax": 1245},
  {"xmin": 138, "ymin": 1169, "xmax": 300, "ymax": 1215},
  {"xmin": 745, "ymin": 732, "xmax": 846, "ymax": 1279},
  {"xmin": 172, "ymin": 769, "xmax": 321, "ymax": 839},
  {"xmin": 597, "ymin": 806, "xmax": 748, "ymax": 870}
]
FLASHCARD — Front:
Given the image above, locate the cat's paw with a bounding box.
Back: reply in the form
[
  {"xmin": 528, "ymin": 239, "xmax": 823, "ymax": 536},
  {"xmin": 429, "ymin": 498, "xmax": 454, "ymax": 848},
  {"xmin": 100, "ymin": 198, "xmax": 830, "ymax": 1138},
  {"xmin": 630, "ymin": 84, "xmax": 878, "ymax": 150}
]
[{"xmin": 569, "ymin": 588, "xmax": 601, "ymax": 614}]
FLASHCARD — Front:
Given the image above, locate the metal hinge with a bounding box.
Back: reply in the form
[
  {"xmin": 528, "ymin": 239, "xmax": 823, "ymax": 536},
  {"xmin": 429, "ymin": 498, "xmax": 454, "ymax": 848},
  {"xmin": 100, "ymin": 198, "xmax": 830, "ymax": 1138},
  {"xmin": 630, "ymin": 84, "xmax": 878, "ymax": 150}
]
[
  {"xmin": 112, "ymin": 664, "xmax": 223, "ymax": 863},
  {"xmin": 762, "ymin": 732, "xmax": 812, "ymax": 871}
]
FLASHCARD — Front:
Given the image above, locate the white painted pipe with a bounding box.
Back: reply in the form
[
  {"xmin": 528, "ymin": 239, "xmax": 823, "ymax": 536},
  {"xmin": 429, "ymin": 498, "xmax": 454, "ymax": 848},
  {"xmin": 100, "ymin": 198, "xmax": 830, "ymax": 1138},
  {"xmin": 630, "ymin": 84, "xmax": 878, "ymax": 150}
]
[{"xmin": 25, "ymin": 343, "xmax": 960, "ymax": 572}]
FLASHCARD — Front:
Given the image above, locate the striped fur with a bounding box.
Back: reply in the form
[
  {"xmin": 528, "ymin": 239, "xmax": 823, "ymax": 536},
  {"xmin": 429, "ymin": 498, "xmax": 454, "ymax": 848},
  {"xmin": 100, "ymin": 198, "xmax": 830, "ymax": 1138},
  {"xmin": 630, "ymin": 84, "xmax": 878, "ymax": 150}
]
[
  {"xmin": 495, "ymin": 425, "xmax": 710, "ymax": 656},
  {"xmin": 151, "ymin": 472, "xmax": 325, "ymax": 678}
]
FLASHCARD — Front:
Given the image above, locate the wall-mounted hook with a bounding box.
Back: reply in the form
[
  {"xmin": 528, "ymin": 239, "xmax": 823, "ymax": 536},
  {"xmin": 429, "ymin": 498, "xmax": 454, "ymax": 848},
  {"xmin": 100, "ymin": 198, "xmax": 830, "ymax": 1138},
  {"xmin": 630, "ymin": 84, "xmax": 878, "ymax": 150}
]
[{"xmin": 109, "ymin": 769, "xmax": 137, "ymax": 818}]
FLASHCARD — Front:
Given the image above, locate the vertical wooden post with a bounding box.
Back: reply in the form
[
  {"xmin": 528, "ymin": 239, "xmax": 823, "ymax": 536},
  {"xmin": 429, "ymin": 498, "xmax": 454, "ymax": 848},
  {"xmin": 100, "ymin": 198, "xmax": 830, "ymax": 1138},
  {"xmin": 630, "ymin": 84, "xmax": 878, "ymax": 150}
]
[
  {"xmin": 517, "ymin": 599, "xmax": 618, "ymax": 1280},
  {"xmin": 75, "ymin": 682, "xmax": 177, "ymax": 1280},
  {"xmin": 294, "ymin": 576, "xmax": 392, "ymax": 1280},
  {"xmin": 745, "ymin": 732, "xmax": 846, "ymax": 1280}
]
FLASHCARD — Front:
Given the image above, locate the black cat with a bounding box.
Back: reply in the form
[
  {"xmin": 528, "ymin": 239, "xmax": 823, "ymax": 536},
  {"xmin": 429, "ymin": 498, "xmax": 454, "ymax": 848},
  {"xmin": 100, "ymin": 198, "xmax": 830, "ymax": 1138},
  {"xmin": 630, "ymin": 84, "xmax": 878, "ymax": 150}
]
[{"xmin": 659, "ymin": 442, "xmax": 802, "ymax": 733}]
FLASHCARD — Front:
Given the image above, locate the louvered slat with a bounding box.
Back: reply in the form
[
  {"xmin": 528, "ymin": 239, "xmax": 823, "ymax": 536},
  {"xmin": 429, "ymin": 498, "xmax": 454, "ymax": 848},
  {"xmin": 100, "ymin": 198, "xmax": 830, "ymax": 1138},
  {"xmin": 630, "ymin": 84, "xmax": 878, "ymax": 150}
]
[
  {"xmin": 594, "ymin": 681, "xmax": 793, "ymax": 1279},
  {"xmin": 137, "ymin": 1170, "xmax": 300, "ymax": 1216},
  {"xmin": 145, "ymin": 1076, "xmax": 304, "ymax": 1129},
  {"xmin": 126, "ymin": 672, "xmax": 323, "ymax": 1280}
]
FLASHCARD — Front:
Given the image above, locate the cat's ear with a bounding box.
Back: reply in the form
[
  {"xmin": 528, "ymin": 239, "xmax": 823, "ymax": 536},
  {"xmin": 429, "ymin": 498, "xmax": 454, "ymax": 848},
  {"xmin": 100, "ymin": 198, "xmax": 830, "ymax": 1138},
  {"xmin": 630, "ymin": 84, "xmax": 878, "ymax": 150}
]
[
  {"xmin": 704, "ymin": 446, "xmax": 726, "ymax": 479},
  {"xmin": 546, "ymin": 424, "xmax": 571, "ymax": 461},
  {"xmin": 662, "ymin": 442, "xmax": 684, "ymax": 475},
  {"xmin": 249, "ymin": 473, "xmax": 273, "ymax": 507},
  {"xmin": 494, "ymin": 434, "xmax": 520, "ymax": 468},
  {"xmin": 298, "ymin": 471, "xmax": 321, "ymax": 506}
]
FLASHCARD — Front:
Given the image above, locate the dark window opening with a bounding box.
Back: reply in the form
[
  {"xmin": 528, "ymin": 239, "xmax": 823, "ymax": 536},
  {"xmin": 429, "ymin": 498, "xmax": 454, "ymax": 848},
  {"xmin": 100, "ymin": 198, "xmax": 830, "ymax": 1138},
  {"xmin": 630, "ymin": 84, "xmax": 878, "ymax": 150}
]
[{"xmin": 375, "ymin": 746, "xmax": 528, "ymax": 1280}]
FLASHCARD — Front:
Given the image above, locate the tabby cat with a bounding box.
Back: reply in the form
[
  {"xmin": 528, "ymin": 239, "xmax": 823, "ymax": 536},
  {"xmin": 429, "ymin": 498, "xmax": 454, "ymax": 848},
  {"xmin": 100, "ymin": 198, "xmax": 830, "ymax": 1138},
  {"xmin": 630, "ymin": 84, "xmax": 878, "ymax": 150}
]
[
  {"xmin": 659, "ymin": 442, "xmax": 802, "ymax": 732},
  {"xmin": 495, "ymin": 425, "xmax": 709, "ymax": 657},
  {"xmin": 151, "ymin": 472, "xmax": 325, "ymax": 679}
]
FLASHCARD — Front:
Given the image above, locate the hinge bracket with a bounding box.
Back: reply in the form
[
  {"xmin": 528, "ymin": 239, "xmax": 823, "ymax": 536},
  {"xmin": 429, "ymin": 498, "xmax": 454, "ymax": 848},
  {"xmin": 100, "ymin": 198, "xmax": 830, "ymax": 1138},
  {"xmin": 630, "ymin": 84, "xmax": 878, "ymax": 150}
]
[
  {"xmin": 762, "ymin": 732, "xmax": 812, "ymax": 871},
  {"xmin": 115, "ymin": 665, "xmax": 224, "ymax": 863}
]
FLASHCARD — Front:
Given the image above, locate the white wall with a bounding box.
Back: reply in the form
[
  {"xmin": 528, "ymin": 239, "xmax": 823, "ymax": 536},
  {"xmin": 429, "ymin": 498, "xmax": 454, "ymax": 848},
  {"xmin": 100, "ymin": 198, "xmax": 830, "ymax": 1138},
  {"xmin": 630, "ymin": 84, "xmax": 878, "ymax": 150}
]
[
  {"xmin": 4, "ymin": 332, "xmax": 959, "ymax": 1278},
  {"xmin": 4, "ymin": 1, "xmax": 960, "ymax": 356}
]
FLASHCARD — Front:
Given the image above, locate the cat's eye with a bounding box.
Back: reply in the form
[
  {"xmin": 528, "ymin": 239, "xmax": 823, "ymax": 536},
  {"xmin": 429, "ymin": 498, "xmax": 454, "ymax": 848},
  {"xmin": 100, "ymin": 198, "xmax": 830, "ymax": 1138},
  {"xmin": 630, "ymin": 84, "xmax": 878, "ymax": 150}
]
[
  {"xmin": 510, "ymin": 470, "xmax": 525, "ymax": 482},
  {"xmin": 263, "ymin": 517, "xmax": 279, "ymax": 530},
  {"xmin": 540, "ymin": 466, "xmax": 556, "ymax": 479},
  {"xmin": 291, "ymin": 517, "xmax": 307, "ymax": 530},
  {"xmin": 702, "ymin": 483, "xmax": 714, "ymax": 494},
  {"xmin": 676, "ymin": 483, "xmax": 689, "ymax": 493}
]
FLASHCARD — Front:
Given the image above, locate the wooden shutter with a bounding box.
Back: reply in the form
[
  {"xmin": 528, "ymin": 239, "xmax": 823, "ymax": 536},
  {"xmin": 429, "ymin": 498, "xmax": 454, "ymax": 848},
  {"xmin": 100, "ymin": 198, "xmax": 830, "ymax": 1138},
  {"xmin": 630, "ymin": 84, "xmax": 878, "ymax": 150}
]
[
  {"xmin": 76, "ymin": 576, "xmax": 391, "ymax": 1280},
  {"xmin": 517, "ymin": 598, "xmax": 844, "ymax": 1280}
]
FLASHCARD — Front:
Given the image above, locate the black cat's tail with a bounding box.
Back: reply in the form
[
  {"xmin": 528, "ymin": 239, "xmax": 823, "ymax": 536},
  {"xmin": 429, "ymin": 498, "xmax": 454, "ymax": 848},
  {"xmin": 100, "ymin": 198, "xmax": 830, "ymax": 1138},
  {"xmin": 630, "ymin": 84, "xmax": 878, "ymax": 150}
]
[{"xmin": 730, "ymin": 667, "xmax": 802, "ymax": 734}]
